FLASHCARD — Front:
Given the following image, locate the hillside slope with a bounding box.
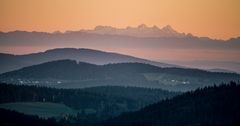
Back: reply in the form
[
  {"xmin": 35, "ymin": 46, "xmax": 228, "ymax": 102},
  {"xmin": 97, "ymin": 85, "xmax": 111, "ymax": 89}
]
[
  {"xmin": 0, "ymin": 60, "xmax": 239, "ymax": 91},
  {"xmin": 0, "ymin": 48, "xmax": 175, "ymax": 73},
  {"xmin": 97, "ymin": 82, "xmax": 240, "ymax": 126}
]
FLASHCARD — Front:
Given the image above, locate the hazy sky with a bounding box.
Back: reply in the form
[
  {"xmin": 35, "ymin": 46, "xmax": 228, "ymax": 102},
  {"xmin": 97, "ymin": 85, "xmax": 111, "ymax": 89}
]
[{"xmin": 1, "ymin": 0, "xmax": 240, "ymax": 40}]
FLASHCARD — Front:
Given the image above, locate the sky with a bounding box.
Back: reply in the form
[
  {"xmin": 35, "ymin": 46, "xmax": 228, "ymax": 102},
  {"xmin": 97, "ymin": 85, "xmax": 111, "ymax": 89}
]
[{"xmin": 1, "ymin": 0, "xmax": 240, "ymax": 40}]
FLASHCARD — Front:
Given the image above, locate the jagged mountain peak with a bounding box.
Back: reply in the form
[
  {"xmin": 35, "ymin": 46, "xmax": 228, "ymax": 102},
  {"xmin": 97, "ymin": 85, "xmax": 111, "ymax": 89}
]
[
  {"xmin": 137, "ymin": 24, "xmax": 148, "ymax": 29},
  {"xmin": 84, "ymin": 24, "xmax": 184, "ymax": 38},
  {"xmin": 152, "ymin": 25, "xmax": 159, "ymax": 30},
  {"xmin": 162, "ymin": 25, "xmax": 176, "ymax": 32}
]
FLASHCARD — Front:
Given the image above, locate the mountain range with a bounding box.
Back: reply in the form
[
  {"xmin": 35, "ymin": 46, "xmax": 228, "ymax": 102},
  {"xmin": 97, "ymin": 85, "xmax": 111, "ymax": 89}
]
[
  {"xmin": 81, "ymin": 24, "xmax": 186, "ymax": 38},
  {"xmin": 1, "ymin": 24, "xmax": 239, "ymax": 47},
  {"xmin": 0, "ymin": 24, "xmax": 239, "ymax": 51}
]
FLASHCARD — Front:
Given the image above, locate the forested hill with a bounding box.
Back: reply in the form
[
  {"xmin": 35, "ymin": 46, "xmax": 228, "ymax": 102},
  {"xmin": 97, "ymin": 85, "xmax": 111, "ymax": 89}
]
[
  {"xmin": 0, "ymin": 83, "xmax": 178, "ymax": 123},
  {"xmin": 1, "ymin": 60, "xmax": 238, "ymax": 80},
  {"xmin": 0, "ymin": 60, "xmax": 239, "ymax": 91},
  {"xmin": 0, "ymin": 83, "xmax": 178, "ymax": 108},
  {"xmin": 96, "ymin": 82, "xmax": 240, "ymax": 126}
]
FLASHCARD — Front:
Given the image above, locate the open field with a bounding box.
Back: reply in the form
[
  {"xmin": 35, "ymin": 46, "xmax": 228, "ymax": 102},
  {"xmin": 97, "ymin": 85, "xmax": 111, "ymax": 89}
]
[{"xmin": 0, "ymin": 102, "xmax": 77, "ymax": 118}]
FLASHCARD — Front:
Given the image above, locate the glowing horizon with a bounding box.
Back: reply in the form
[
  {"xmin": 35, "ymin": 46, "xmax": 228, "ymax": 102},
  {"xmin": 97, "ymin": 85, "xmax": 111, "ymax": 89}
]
[{"xmin": 1, "ymin": 0, "xmax": 240, "ymax": 40}]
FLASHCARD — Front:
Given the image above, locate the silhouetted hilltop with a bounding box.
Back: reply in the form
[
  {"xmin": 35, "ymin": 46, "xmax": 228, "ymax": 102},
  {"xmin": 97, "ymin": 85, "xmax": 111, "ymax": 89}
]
[
  {"xmin": 0, "ymin": 48, "xmax": 175, "ymax": 73},
  {"xmin": 0, "ymin": 60, "xmax": 239, "ymax": 91}
]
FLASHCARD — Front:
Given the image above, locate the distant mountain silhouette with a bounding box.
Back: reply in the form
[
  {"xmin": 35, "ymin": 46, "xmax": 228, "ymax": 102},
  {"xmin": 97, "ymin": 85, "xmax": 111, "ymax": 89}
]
[
  {"xmin": 0, "ymin": 48, "xmax": 176, "ymax": 73},
  {"xmin": 1, "ymin": 60, "xmax": 239, "ymax": 91},
  {"xmin": 0, "ymin": 25, "xmax": 239, "ymax": 51},
  {"xmin": 81, "ymin": 24, "xmax": 186, "ymax": 38}
]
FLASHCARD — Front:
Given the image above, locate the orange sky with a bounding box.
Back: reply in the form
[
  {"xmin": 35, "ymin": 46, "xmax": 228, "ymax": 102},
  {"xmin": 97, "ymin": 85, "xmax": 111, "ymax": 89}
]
[{"xmin": 1, "ymin": 0, "xmax": 240, "ymax": 40}]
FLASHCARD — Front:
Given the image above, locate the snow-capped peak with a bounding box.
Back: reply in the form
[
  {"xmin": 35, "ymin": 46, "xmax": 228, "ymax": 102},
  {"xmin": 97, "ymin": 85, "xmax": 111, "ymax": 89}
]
[{"xmin": 83, "ymin": 24, "xmax": 185, "ymax": 38}]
